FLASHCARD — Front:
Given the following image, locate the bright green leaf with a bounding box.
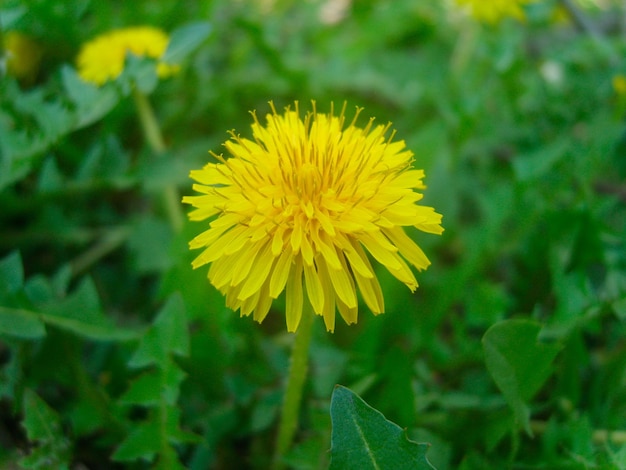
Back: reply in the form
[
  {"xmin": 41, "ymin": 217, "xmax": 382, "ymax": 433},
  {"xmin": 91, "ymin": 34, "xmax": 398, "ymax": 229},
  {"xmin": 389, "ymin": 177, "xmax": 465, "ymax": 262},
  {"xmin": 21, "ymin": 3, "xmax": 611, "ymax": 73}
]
[
  {"xmin": 163, "ymin": 21, "xmax": 211, "ymax": 64},
  {"xmin": 329, "ymin": 385, "xmax": 436, "ymax": 470},
  {"xmin": 482, "ymin": 320, "xmax": 562, "ymax": 433},
  {"xmin": 61, "ymin": 65, "xmax": 119, "ymax": 129},
  {"xmin": 0, "ymin": 306, "xmax": 46, "ymax": 339}
]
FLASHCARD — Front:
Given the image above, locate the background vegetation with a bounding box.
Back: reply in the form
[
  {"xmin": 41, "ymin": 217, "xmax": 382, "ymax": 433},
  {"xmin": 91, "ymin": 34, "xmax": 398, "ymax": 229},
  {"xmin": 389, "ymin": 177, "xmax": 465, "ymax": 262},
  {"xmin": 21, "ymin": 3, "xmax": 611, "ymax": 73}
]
[{"xmin": 1, "ymin": 0, "xmax": 626, "ymax": 468}]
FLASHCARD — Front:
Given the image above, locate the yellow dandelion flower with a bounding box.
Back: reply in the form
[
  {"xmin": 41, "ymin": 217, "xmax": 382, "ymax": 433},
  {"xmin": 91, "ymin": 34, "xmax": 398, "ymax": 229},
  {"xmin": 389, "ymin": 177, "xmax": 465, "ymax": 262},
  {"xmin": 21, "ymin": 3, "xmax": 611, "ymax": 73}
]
[
  {"xmin": 4, "ymin": 31, "xmax": 43, "ymax": 81},
  {"xmin": 183, "ymin": 102, "xmax": 443, "ymax": 333},
  {"xmin": 76, "ymin": 26, "xmax": 178, "ymax": 86},
  {"xmin": 456, "ymin": 0, "xmax": 533, "ymax": 23},
  {"xmin": 613, "ymin": 75, "xmax": 626, "ymax": 96}
]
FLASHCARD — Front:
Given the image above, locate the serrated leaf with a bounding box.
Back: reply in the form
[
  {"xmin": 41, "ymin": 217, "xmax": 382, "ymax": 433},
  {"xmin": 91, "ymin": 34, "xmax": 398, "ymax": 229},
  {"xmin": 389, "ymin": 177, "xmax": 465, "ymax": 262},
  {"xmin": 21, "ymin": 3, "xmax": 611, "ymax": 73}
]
[
  {"xmin": 112, "ymin": 421, "xmax": 160, "ymax": 462},
  {"xmin": 329, "ymin": 385, "xmax": 436, "ymax": 470},
  {"xmin": 0, "ymin": 306, "xmax": 46, "ymax": 339},
  {"xmin": 129, "ymin": 293, "xmax": 189, "ymax": 368},
  {"xmin": 20, "ymin": 389, "xmax": 72, "ymax": 469},
  {"xmin": 119, "ymin": 362, "xmax": 187, "ymax": 407},
  {"xmin": 112, "ymin": 406, "xmax": 198, "ymax": 463},
  {"xmin": 163, "ymin": 21, "xmax": 211, "ymax": 64},
  {"xmin": 21, "ymin": 389, "xmax": 63, "ymax": 442},
  {"xmin": 39, "ymin": 277, "xmax": 139, "ymax": 341},
  {"xmin": 482, "ymin": 320, "xmax": 562, "ymax": 434}
]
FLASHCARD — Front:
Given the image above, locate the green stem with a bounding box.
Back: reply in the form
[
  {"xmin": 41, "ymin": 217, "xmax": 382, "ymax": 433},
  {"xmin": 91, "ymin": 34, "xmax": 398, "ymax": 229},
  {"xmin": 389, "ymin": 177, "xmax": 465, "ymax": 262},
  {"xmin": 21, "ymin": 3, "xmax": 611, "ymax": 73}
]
[
  {"xmin": 131, "ymin": 87, "xmax": 184, "ymax": 232},
  {"xmin": 132, "ymin": 87, "xmax": 166, "ymax": 153},
  {"xmin": 273, "ymin": 304, "xmax": 315, "ymax": 469}
]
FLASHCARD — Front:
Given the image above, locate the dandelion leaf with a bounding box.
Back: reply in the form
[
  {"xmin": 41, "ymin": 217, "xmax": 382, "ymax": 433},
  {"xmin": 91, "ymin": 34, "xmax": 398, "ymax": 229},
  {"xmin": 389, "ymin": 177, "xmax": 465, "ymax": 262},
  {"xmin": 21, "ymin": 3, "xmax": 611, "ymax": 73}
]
[
  {"xmin": 482, "ymin": 320, "xmax": 562, "ymax": 434},
  {"xmin": 329, "ymin": 385, "xmax": 436, "ymax": 470},
  {"xmin": 20, "ymin": 389, "xmax": 72, "ymax": 469}
]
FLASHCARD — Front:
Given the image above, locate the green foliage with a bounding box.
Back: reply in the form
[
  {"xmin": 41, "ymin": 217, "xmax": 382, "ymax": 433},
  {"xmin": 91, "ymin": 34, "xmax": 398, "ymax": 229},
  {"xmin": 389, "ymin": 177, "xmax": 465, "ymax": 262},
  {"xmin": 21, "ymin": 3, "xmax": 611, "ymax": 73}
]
[
  {"xmin": 114, "ymin": 294, "xmax": 198, "ymax": 468},
  {"xmin": 1, "ymin": 0, "xmax": 626, "ymax": 468},
  {"xmin": 19, "ymin": 389, "xmax": 72, "ymax": 469},
  {"xmin": 330, "ymin": 385, "xmax": 435, "ymax": 470},
  {"xmin": 482, "ymin": 320, "xmax": 562, "ymax": 433}
]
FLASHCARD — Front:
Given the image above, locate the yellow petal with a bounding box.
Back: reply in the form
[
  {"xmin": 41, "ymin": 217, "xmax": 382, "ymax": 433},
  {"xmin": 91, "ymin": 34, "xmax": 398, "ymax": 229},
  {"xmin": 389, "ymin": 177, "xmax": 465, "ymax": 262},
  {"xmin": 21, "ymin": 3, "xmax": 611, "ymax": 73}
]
[
  {"xmin": 253, "ymin": 282, "xmax": 273, "ymax": 323},
  {"xmin": 269, "ymin": 250, "xmax": 293, "ymax": 298},
  {"xmin": 359, "ymin": 232, "xmax": 402, "ymax": 271},
  {"xmin": 238, "ymin": 242, "xmax": 275, "ymax": 300},
  {"xmin": 286, "ymin": 258, "xmax": 303, "ymax": 332},
  {"xmin": 324, "ymin": 255, "xmax": 357, "ymax": 309},
  {"xmin": 316, "ymin": 258, "xmax": 336, "ymax": 332},
  {"xmin": 303, "ymin": 261, "xmax": 324, "ymax": 314},
  {"xmin": 336, "ymin": 296, "xmax": 357, "ymax": 325},
  {"xmin": 384, "ymin": 227, "xmax": 431, "ymax": 271}
]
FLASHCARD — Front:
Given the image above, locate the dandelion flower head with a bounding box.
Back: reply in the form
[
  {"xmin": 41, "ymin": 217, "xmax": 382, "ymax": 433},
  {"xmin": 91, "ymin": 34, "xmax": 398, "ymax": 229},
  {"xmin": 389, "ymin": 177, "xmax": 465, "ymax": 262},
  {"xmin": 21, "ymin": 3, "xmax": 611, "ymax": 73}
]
[
  {"xmin": 613, "ymin": 75, "xmax": 626, "ymax": 96},
  {"xmin": 76, "ymin": 26, "xmax": 177, "ymax": 86},
  {"xmin": 183, "ymin": 102, "xmax": 443, "ymax": 332},
  {"xmin": 455, "ymin": 0, "xmax": 533, "ymax": 23}
]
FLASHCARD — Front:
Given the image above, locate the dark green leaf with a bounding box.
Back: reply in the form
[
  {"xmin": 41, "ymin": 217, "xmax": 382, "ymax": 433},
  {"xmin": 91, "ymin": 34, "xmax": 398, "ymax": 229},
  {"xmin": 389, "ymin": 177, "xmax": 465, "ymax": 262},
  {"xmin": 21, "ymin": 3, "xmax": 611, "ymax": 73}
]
[
  {"xmin": 0, "ymin": 250, "xmax": 24, "ymax": 297},
  {"xmin": 129, "ymin": 293, "xmax": 189, "ymax": 368},
  {"xmin": 113, "ymin": 407, "xmax": 198, "ymax": 463},
  {"xmin": 112, "ymin": 422, "xmax": 159, "ymax": 462},
  {"xmin": 329, "ymin": 385, "xmax": 436, "ymax": 470},
  {"xmin": 40, "ymin": 277, "xmax": 139, "ymax": 341},
  {"xmin": 119, "ymin": 362, "xmax": 187, "ymax": 407},
  {"xmin": 482, "ymin": 320, "xmax": 562, "ymax": 433},
  {"xmin": 20, "ymin": 389, "xmax": 72, "ymax": 469},
  {"xmin": 127, "ymin": 215, "xmax": 173, "ymax": 274},
  {"xmin": 512, "ymin": 139, "xmax": 569, "ymax": 182}
]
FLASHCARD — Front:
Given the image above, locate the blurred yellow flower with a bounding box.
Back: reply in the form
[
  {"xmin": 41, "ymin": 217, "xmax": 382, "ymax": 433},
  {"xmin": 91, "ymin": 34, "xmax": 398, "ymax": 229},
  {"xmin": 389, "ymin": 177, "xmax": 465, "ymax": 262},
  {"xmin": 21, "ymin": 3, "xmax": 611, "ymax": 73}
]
[
  {"xmin": 4, "ymin": 31, "xmax": 43, "ymax": 81},
  {"xmin": 456, "ymin": 0, "xmax": 533, "ymax": 23},
  {"xmin": 76, "ymin": 26, "xmax": 177, "ymax": 86},
  {"xmin": 183, "ymin": 102, "xmax": 443, "ymax": 332},
  {"xmin": 613, "ymin": 75, "xmax": 626, "ymax": 96}
]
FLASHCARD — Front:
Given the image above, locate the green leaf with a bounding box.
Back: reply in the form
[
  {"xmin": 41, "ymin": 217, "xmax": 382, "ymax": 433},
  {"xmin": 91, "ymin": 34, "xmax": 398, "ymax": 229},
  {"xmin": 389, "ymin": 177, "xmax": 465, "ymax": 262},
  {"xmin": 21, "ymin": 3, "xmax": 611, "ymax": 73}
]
[
  {"xmin": 61, "ymin": 65, "xmax": 119, "ymax": 129},
  {"xmin": 612, "ymin": 297, "xmax": 626, "ymax": 321},
  {"xmin": 512, "ymin": 139, "xmax": 569, "ymax": 182},
  {"xmin": 129, "ymin": 293, "xmax": 189, "ymax": 369},
  {"xmin": 163, "ymin": 21, "xmax": 212, "ymax": 64},
  {"xmin": 112, "ymin": 407, "xmax": 198, "ymax": 463},
  {"xmin": 20, "ymin": 389, "xmax": 72, "ymax": 469},
  {"xmin": 119, "ymin": 362, "xmax": 187, "ymax": 407},
  {"xmin": 127, "ymin": 215, "xmax": 173, "ymax": 274},
  {"xmin": 329, "ymin": 385, "xmax": 436, "ymax": 470},
  {"xmin": 0, "ymin": 306, "xmax": 46, "ymax": 339},
  {"xmin": 39, "ymin": 277, "xmax": 139, "ymax": 341},
  {"xmin": 482, "ymin": 320, "xmax": 562, "ymax": 433},
  {"xmin": 0, "ymin": 250, "xmax": 24, "ymax": 298},
  {"xmin": 112, "ymin": 421, "xmax": 160, "ymax": 462}
]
